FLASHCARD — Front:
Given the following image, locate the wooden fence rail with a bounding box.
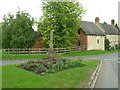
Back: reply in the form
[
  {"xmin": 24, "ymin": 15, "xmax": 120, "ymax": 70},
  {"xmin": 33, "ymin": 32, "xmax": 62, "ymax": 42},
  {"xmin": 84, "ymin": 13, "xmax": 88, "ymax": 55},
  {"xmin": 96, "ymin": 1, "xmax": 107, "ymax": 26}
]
[{"xmin": 2, "ymin": 45, "xmax": 87, "ymax": 54}]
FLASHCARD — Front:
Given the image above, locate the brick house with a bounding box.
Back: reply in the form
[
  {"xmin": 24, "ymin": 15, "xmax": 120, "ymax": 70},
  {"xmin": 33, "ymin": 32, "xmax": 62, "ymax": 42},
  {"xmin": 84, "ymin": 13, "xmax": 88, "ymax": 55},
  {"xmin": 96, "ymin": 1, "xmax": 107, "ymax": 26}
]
[{"xmin": 78, "ymin": 20, "xmax": 105, "ymax": 50}]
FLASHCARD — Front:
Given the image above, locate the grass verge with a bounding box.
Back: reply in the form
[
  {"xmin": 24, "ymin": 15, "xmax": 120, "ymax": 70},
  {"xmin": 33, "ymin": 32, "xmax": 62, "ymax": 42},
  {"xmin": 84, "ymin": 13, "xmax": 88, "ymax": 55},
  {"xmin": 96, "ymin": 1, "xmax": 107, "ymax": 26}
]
[
  {"xmin": 62, "ymin": 50, "xmax": 116, "ymax": 57},
  {"xmin": 2, "ymin": 54, "xmax": 45, "ymax": 60},
  {"xmin": 2, "ymin": 60, "xmax": 99, "ymax": 88},
  {"xmin": 2, "ymin": 50, "xmax": 116, "ymax": 60}
]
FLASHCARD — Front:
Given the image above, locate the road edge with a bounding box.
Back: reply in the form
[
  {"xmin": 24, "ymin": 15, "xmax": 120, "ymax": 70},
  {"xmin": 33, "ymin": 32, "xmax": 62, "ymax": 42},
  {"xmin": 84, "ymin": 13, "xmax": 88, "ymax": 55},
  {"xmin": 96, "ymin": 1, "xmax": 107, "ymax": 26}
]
[{"xmin": 86, "ymin": 60, "xmax": 102, "ymax": 88}]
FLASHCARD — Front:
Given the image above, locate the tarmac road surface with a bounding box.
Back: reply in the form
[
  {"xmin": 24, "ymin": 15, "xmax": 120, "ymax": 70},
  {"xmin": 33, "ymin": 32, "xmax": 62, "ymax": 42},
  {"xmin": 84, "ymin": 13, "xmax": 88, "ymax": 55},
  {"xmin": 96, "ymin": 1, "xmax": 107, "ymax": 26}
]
[{"xmin": 95, "ymin": 58, "xmax": 119, "ymax": 88}]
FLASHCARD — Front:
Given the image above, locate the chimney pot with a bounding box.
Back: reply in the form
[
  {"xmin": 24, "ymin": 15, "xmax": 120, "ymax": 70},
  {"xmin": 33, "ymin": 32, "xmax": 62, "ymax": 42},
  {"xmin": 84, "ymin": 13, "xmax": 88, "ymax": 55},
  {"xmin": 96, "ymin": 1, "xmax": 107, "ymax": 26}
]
[
  {"xmin": 111, "ymin": 19, "xmax": 115, "ymax": 26},
  {"xmin": 95, "ymin": 17, "xmax": 100, "ymax": 24}
]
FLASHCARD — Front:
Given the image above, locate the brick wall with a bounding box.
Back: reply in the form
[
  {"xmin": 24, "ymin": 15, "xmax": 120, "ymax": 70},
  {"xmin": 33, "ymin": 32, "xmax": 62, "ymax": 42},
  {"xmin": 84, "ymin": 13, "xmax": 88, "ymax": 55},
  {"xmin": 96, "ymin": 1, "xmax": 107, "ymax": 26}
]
[
  {"xmin": 79, "ymin": 28, "xmax": 87, "ymax": 46},
  {"xmin": 32, "ymin": 35, "xmax": 42, "ymax": 48}
]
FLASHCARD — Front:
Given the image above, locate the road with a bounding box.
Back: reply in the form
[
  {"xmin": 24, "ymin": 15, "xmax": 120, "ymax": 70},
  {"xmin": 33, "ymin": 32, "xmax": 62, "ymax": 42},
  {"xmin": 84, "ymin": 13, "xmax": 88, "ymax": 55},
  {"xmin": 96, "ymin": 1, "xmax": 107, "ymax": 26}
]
[
  {"xmin": 78, "ymin": 52, "xmax": 119, "ymax": 88},
  {"xmin": 1, "ymin": 52, "xmax": 119, "ymax": 65},
  {"xmin": 67, "ymin": 52, "xmax": 119, "ymax": 61},
  {"xmin": 1, "ymin": 59, "xmax": 29, "ymax": 66},
  {"xmin": 95, "ymin": 57, "xmax": 119, "ymax": 88},
  {"xmin": 77, "ymin": 52, "xmax": 119, "ymax": 88},
  {"xmin": 0, "ymin": 52, "xmax": 119, "ymax": 88}
]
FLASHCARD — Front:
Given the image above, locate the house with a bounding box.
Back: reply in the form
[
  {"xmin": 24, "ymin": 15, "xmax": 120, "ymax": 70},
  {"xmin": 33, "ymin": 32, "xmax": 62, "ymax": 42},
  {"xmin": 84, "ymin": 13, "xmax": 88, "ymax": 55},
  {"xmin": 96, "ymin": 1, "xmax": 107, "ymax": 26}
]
[
  {"xmin": 32, "ymin": 32, "xmax": 42, "ymax": 48},
  {"xmin": 96, "ymin": 18, "xmax": 120, "ymax": 47},
  {"xmin": 78, "ymin": 17, "xmax": 120, "ymax": 50},
  {"xmin": 78, "ymin": 21, "xmax": 105, "ymax": 50}
]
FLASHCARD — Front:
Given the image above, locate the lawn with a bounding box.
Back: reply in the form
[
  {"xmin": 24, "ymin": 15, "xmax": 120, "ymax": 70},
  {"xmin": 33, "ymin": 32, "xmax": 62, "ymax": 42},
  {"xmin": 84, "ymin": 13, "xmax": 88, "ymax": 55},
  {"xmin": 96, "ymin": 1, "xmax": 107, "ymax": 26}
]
[
  {"xmin": 62, "ymin": 50, "xmax": 115, "ymax": 57},
  {"xmin": 2, "ymin": 54, "xmax": 45, "ymax": 60},
  {"xmin": 2, "ymin": 50, "xmax": 115, "ymax": 60},
  {"xmin": 2, "ymin": 60, "xmax": 99, "ymax": 88}
]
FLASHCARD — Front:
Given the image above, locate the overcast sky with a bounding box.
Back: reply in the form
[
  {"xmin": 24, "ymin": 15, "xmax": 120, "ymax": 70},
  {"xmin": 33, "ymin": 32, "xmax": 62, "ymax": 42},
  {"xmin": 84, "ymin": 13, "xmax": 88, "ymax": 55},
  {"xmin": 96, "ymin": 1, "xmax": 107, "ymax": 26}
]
[{"xmin": 0, "ymin": 0, "xmax": 119, "ymax": 25}]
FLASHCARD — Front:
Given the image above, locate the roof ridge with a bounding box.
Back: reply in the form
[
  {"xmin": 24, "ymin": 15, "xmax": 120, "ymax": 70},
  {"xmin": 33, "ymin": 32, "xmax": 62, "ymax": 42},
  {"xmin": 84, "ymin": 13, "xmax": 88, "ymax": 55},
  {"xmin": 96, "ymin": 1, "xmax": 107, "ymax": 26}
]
[{"xmin": 82, "ymin": 21, "xmax": 94, "ymax": 23}]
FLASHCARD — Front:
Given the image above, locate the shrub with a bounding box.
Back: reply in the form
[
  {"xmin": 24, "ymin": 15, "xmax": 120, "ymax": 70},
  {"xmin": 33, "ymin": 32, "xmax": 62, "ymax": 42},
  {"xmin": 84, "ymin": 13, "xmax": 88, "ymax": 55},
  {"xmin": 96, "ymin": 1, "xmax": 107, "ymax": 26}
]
[
  {"xmin": 36, "ymin": 65, "xmax": 46, "ymax": 74},
  {"xmin": 115, "ymin": 44, "xmax": 120, "ymax": 50},
  {"xmin": 105, "ymin": 39, "xmax": 110, "ymax": 50},
  {"xmin": 18, "ymin": 58, "xmax": 85, "ymax": 75}
]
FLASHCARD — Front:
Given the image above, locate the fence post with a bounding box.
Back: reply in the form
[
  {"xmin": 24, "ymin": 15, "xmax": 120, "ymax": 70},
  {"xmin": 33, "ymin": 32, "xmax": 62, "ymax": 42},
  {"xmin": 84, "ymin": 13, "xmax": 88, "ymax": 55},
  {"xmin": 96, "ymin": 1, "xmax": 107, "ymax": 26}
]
[
  {"xmin": 68, "ymin": 47, "xmax": 70, "ymax": 53},
  {"xmin": 8, "ymin": 48, "xmax": 9, "ymax": 54},
  {"xmin": 63, "ymin": 48, "xmax": 65, "ymax": 53},
  {"xmin": 70, "ymin": 47, "xmax": 72, "ymax": 53},
  {"xmin": 29, "ymin": 48, "xmax": 30, "ymax": 54},
  {"xmin": 19, "ymin": 48, "xmax": 20, "ymax": 54},
  {"xmin": 39, "ymin": 48, "xmax": 40, "ymax": 54},
  {"xmin": 56, "ymin": 48, "xmax": 58, "ymax": 54}
]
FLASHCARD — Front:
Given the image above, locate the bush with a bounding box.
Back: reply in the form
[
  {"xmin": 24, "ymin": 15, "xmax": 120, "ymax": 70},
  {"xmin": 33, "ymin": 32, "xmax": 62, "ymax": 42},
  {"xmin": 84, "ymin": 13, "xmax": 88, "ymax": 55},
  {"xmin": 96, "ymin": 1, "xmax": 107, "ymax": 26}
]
[
  {"xmin": 47, "ymin": 59, "xmax": 84, "ymax": 73},
  {"xmin": 105, "ymin": 39, "xmax": 110, "ymax": 50},
  {"xmin": 115, "ymin": 44, "xmax": 120, "ymax": 50},
  {"xmin": 35, "ymin": 65, "xmax": 46, "ymax": 74},
  {"xmin": 18, "ymin": 58, "xmax": 85, "ymax": 75}
]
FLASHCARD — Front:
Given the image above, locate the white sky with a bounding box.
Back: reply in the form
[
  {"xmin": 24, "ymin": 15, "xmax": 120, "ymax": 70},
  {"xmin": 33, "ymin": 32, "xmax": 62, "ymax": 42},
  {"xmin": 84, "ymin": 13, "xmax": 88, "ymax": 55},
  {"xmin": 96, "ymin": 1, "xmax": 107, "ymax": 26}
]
[{"xmin": 0, "ymin": 0, "xmax": 119, "ymax": 25}]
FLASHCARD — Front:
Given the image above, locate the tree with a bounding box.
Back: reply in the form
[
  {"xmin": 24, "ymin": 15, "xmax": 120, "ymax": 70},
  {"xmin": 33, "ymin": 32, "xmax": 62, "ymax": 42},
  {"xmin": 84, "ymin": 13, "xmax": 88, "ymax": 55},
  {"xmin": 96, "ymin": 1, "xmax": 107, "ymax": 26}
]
[
  {"xmin": 2, "ymin": 13, "xmax": 14, "ymax": 48},
  {"xmin": 38, "ymin": 1, "xmax": 85, "ymax": 48},
  {"xmin": 2, "ymin": 10, "xmax": 35, "ymax": 48}
]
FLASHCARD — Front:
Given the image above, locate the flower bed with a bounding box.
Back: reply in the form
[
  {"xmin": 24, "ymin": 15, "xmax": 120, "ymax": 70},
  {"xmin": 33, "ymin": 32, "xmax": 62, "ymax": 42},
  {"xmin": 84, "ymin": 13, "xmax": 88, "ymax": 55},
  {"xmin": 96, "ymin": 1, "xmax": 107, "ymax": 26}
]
[{"xmin": 17, "ymin": 58, "xmax": 85, "ymax": 75}]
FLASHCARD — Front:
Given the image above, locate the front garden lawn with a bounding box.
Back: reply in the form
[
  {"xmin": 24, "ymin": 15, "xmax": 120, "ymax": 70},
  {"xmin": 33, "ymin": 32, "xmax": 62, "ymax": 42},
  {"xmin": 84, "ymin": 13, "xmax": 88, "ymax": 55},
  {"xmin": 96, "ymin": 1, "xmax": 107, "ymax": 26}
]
[{"xmin": 2, "ymin": 60, "xmax": 99, "ymax": 88}]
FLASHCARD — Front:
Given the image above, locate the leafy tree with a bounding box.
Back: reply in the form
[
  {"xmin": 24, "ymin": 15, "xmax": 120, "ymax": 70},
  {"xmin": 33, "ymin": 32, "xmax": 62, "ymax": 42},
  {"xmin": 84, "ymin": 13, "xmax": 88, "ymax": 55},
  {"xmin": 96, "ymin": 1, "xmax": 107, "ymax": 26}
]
[
  {"xmin": 38, "ymin": 1, "xmax": 85, "ymax": 48},
  {"xmin": 2, "ymin": 13, "xmax": 14, "ymax": 48},
  {"xmin": 2, "ymin": 10, "xmax": 35, "ymax": 48}
]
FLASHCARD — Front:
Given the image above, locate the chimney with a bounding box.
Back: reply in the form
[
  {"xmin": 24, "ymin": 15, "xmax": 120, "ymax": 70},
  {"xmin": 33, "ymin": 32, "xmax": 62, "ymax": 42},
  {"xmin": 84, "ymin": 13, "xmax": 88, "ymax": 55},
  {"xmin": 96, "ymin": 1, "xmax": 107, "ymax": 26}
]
[
  {"xmin": 111, "ymin": 19, "xmax": 115, "ymax": 26},
  {"xmin": 95, "ymin": 17, "xmax": 100, "ymax": 24}
]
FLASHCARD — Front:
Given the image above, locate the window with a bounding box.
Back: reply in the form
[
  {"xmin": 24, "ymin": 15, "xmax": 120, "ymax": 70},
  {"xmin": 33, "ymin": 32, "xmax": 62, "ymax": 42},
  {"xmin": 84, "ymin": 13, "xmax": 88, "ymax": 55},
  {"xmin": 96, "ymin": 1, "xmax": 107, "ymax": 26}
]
[
  {"xmin": 97, "ymin": 39, "xmax": 99, "ymax": 44},
  {"xmin": 78, "ymin": 42, "xmax": 80, "ymax": 46},
  {"xmin": 78, "ymin": 30, "xmax": 80, "ymax": 34}
]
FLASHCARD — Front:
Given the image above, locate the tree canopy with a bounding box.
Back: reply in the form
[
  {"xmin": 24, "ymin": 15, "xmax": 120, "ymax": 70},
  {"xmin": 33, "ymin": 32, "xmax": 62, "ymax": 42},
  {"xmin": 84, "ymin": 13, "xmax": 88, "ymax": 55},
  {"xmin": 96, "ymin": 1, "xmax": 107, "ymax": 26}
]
[
  {"xmin": 38, "ymin": 1, "xmax": 85, "ymax": 48},
  {"xmin": 2, "ymin": 10, "xmax": 35, "ymax": 48}
]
